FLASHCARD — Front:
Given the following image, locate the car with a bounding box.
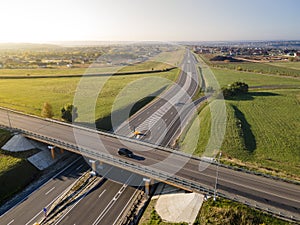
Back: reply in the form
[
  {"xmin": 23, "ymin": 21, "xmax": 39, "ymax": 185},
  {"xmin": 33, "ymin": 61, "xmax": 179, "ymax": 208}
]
[{"xmin": 118, "ymin": 148, "xmax": 133, "ymax": 158}]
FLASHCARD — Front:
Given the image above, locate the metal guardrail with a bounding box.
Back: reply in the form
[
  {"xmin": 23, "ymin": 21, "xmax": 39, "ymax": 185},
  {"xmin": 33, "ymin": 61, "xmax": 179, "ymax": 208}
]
[{"xmin": 1, "ymin": 106, "xmax": 299, "ymax": 186}]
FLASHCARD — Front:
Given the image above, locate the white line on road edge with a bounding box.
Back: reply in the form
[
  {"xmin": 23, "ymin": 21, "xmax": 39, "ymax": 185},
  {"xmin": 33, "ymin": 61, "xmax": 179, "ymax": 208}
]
[
  {"xmin": 6, "ymin": 219, "xmax": 14, "ymax": 225},
  {"xmin": 99, "ymin": 189, "xmax": 106, "ymax": 198},
  {"xmin": 45, "ymin": 187, "xmax": 56, "ymax": 195},
  {"xmin": 24, "ymin": 158, "xmax": 84, "ymax": 225},
  {"xmin": 0, "ymin": 157, "xmax": 82, "ymax": 219},
  {"xmin": 75, "ymin": 165, "xmax": 83, "ymax": 171},
  {"xmin": 53, "ymin": 191, "xmax": 87, "ymax": 225},
  {"xmin": 53, "ymin": 167, "xmax": 114, "ymax": 225}
]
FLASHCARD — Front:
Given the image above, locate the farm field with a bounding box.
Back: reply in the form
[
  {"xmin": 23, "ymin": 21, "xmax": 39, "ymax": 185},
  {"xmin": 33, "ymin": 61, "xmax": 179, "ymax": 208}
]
[
  {"xmin": 267, "ymin": 61, "xmax": 300, "ymax": 70},
  {"xmin": 0, "ymin": 61, "xmax": 173, "ymax": 77},
  {"xmin": 199, "ymin": 54, "xmax": 300, "ymax": 77},
  {"xmin": 210, "ymin": 68, "xmax": 300, "ymax": 87},
  {"xmin": 181, "ymin": 88, "xmax": 300, "ymax": 179},
  {"xmin": 0, "ymin": 69, "xmax": 179, "ymax": 130}
]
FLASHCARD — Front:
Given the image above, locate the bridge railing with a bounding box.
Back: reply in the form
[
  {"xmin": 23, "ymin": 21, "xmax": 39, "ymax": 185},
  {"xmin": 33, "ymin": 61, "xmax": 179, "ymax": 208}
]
[{"xmin": 0, "ymin": 124, "xmax": 299, "ymax": 222}]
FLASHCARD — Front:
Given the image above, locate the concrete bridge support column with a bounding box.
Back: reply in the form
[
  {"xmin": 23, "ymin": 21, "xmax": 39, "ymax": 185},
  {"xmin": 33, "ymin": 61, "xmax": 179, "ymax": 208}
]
[
  {"xmin": 143, "ymin": 178, "xmax": 153, "ymax": 196},
  {"xmin": 48, "ymin": 146, "xmax": 55, "ymax": 159},
  {"xmin": 89, "ymin": 159, "xmax": 97, "ymax": 172}
]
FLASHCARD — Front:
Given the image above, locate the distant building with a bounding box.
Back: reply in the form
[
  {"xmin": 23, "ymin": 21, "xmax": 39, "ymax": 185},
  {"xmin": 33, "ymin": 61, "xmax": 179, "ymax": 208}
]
[{"xmin": 286, "ymin": 52, "xmax": 296, "ymax": 57}]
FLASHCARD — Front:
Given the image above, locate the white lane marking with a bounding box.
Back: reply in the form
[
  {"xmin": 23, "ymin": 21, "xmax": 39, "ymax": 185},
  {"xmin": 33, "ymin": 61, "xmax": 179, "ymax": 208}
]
[
  {"xmin": 112, "ymin": 180, "xmax": 143, "ymax": 225},
  {"xmin": 75, "ymin": 165, "xmax": 83, "ymax": 171},
  {"xmin": 24, "ymin": 160, "xmax": 84, "ymax": 225},
  {"xmin": 45, "ymin": 187, "xmax": 56, "ymax": 195},
  {"xmin": 1, "ymin": 157, "xmax": 82, "ymax": 219},
  {"xmin": 98, "ymin": 189, "xmax": 106, "ymax": 198},
  {"xmin": 7, "ymin": 219, "xmax": 14, "ymax": 225},
  {"xmin": 53, "ymin": 168, "xmax": 114, "ymax": 225},
  {"xmin": 92, "ymin": 175, "xmax": 134, "ymax": 225},
  {"xmin": 53, "ymin": 192, "xmax": 87, "ymax": 225}
]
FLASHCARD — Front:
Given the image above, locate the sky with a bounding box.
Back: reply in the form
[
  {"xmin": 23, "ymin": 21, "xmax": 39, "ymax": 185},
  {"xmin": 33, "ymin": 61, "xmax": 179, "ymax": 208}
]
[{"xmin": 0, "ymin": 0, "xmax": 299, "ymax": 43}]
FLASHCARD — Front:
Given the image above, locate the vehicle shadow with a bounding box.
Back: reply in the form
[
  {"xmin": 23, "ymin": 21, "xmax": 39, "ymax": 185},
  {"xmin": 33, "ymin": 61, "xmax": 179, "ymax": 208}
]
[{"xmin": 132, "ymin": 154, "xmax": 145, "ymax": 161}]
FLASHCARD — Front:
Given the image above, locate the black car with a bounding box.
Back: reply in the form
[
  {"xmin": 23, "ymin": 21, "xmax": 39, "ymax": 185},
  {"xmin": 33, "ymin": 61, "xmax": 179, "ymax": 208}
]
[{"xmin": 118, "ymin": 148, "xmax": 133, "ymax": 158}]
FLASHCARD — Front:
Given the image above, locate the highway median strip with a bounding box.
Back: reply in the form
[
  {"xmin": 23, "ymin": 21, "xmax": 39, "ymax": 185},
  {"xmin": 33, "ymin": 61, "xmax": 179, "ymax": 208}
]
[{"xmin": 40, "ymin": 171, "xmax": 102, "ymax": 225}]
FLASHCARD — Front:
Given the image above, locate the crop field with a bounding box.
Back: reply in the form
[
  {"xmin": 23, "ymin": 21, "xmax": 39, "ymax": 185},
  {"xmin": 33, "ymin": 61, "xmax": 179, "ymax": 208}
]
[
  {"xmin": 210, "ymin": 68, "xmax": 300, "ymax": 87},
  {"xmin": 152, "ymin": 48, "xmax": 185, "ymax": 66},
  {"xmin": 181, "ymin": 88, "xmax": 300, "ymax": 179},
  {"xmin": 212, "ymin": 62, "xmax": 300, "ymax": 77},
  {"xmin": 0, "ymin": 61, "xmax": 174, "ymax": 77},
  {"xmin": 267, "ymin": 61, "xmax": 300, "ymax": 70},
  {"xmin": 0, "ymin": 69, "xmax": 179, "ymax": 129},
  {"xmin": 199, "ymin": 54, "xmax": 300, "ymax": 77}
]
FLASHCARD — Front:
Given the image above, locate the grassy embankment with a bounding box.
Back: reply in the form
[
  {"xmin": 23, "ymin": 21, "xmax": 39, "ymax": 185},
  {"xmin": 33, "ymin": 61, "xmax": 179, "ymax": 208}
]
[
  {"xmin": 180, "ymin": 54, "xmax": 300, "ymax": 180},
  {"xmin": 138, "ymin": 198, "xmax": 291, "ymax": 225},
  {"xmin": 0, "ymin": 129, "xmax": 39, "ymax": 204}
]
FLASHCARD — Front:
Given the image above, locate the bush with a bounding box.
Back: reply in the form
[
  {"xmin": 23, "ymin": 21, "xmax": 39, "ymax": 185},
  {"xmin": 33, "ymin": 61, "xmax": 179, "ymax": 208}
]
[
  {"xmin": 222, "ymin": 81, "xmax": 249, "ymax": 98},
  {"xmin": 61, "ymin": 104, "xmax": 78, "ymax": 122},
  {"xmin": 41, "ymin": 102, "xmax": 54, "ymax": 118}
]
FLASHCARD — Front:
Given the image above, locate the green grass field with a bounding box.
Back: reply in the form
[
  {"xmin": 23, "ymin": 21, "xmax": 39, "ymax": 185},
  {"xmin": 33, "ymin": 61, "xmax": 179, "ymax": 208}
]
[
  {"xmin": 181, "ymin": 54, "xmax": 300, "ymax": 179},
  {"xmin": 196, "ymin": 198, "xmax": 291, "ymax": 225},
  {"xmin": 0, "ymin": 61, "xmax": 174, "ymax": 77},
  {"xmin": 138, "ymin": 198, "xmax": 290, "ymax": 225},
  {"xmin": 181, "ymin": 89, "xmax": 300, "ymax": 179},
  {"xmin": 199, "ymin": 54, "xmax": 300, "ymax": 77},
  {"xmin": 211, "ymin": 68, "xmax": 300, "ymax": 87},
  {"xmin": 0, "ymin": 129, "xmax": 39, "ymax": 204},
  {"xmin": 268, "ymin": 61, "xmax": 300, "ymax": 70},
  {"xmin": 0, "ymin": 69, "xmax": 179, "ymax": 130}
]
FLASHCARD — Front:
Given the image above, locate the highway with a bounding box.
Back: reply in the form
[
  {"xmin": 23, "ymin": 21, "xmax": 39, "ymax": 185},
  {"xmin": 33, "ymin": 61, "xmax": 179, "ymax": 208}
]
[
  {"xmin": 116, "ymin": 50, "xmax": 200, "ymax": 147},
  {"xmin": 1, "ymin": 109, "xmax": 299, "ymax": 222},
  {"xmin": 0, "ymin": 157, "xmax": 89, "ymax": 225},
  {"xmin": 54, "ymin": 167, "xmax": 143, "ymax": 225},
  {"xmin": 0, "ymin": 50, "xmax": 299, "ymax": 223},
  {"xmin": 49, "ymin": 49, "xmax": 202, "ymax": 224},
  {"xmin": 0, "ymin": 49, "xmax": 204, "ymax": 225}
]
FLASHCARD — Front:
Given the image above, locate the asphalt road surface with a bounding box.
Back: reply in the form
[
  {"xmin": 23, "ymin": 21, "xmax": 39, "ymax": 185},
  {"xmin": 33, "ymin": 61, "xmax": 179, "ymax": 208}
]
[{"xmin": 0, "ymin": 157, "xmax": 89, "ymax": 225}]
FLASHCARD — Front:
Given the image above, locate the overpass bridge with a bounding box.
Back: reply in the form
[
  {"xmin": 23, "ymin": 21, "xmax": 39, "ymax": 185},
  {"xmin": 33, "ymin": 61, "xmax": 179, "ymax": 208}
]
[{"xmin": 0, "ymin": 107, "xmax": 299, "ymax": 222}]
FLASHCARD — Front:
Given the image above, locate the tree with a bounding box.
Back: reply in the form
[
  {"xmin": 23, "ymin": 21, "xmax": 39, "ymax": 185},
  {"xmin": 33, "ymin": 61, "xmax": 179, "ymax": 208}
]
[
  {"xmin": 41, "ymin": 102, "xmax": 54, "ymax": 118},
  {"xmin": 222, "ymin": 81, "xmax": 249, "ymax": 98},
  {"xmin": 61, "ymin": 104, "xmax": 78, "ymax": 122}
]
